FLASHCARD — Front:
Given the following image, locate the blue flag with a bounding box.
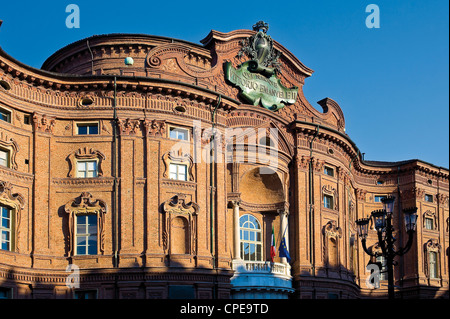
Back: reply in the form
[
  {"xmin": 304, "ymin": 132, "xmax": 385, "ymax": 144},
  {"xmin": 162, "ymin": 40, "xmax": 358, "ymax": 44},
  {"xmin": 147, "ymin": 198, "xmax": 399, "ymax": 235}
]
[{"xmin": 278, "ymin": 236, "xmax": 291, "ymax": 263}]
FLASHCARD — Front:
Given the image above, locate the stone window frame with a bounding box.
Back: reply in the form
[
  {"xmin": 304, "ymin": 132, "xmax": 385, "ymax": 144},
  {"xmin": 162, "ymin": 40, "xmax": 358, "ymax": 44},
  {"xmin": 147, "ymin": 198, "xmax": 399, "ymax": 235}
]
[
  {"xmin": 64, "ymin": 192, "xmax": 107, "ymax": 257},
  {"xmin": 67, "ymin": 147, "xmax": 105, "ymax": 178},
  {"xmin": 161, "ymin": 194, "xmax": 199, "ymax": 256},
  {"xmin": 0, "ymin": 135, "xmax": 19, "ymax": 170},
  {"xmin": 0, "ymin": 181, "xmax": 25, "ymax": 253},
  {"xmin": 423, "ymin": 239, "xmax": 441, "ymax": 280},
  {"xmin": 423, "ymin": 210, "xmax": 438, "ymax": 231},
  {"xmin": 75, "ymin": 121, "xmax": 100, "ymax": 136},
  {"xmin": 322, "ymin": 220, "xmax": 342, "ymax": 268},
  {"xmin": 162, "ymin": 149, "xmax": 194, "ymax": 182},
  {"xmin": 322, "ymin": 185, "xmax": 337, "ymax": 211}
]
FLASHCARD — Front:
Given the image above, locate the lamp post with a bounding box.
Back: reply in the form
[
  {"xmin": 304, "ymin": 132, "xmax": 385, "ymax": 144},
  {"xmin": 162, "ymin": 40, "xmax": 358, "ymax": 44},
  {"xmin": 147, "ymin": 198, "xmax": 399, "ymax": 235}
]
[{"xmin": 355, "ymin": 196, "xmax": 418, "ymax": 299}]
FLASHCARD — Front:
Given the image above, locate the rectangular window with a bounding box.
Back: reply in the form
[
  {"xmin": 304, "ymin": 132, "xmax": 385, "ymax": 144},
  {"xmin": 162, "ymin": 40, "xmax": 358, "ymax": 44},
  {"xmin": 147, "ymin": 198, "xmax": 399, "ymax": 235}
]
[
  {"xmin": 169, "ymin": 163, "xmax": 187, "ymax": 181},
  {"xmin": 74, "ymin": 290, "xmax": 97, "ymax": 299},
  {"xmin": 0, "ymin": 287, "xmax": 12, "ymax": 299},
  {"xmin": 76, "ymin": 215, "xmax": 98, "ymax": 255},
  {"xmin": 324, "ymin": 194, "xmax": 334, "ymax": 209},
  {"xmin": 376, "ymin": 256, "xmax": 388, "ymax": 281},
  {"xmin": 169, "ymin": 127, "xmax": 189, "ymax": 141},
  {"xmin": 0, "ymin": 108, "xmax": 11, "ymax": 123},
  {"xmin": 425, "ymin": 194, "xmax": 433, "ymax": 203},
  {"xmin": 0, "ymin": 149, "xmax": 9, "ymax": 167},
  {"xmin": 77, "ymin": 123, "xmax": 99, "ymax": 135},
  {"xmin": 76, "ymin": 160, "xmax": 98, "ymax": 178},
  {"xmin": 375, "ymin": 195, "xmax": 386, "ymax": 203},
  {"xmin": 168, "ymin": 285, "xmax": 195, "ymax": 299},
  {"xmin": 324, "ymin": 166, "xmax": 334, "ymax": 177},
  {"xmin": 0, "ymin": 206, "xmax": 12, "ymax": 251},
  {"xmin": 425, "ymin": 218, "xmax": 434, "ymax": 230},
  {"xmin": 429, "ymin": 251, "xmax": 438, "ymax": 279}
]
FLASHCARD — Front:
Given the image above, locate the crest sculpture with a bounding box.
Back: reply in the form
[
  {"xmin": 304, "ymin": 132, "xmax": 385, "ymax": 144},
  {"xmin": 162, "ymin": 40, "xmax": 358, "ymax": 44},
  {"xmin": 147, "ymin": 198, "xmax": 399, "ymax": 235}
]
[{"xmin": 224, "ymin": 21, "xmax": 298, "ymax": 111}]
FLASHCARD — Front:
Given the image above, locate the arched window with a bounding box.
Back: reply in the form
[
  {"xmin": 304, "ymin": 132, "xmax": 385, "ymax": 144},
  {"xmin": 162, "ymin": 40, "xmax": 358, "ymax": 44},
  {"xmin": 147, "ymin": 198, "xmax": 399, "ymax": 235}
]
[{"xmin": 239, "ymin": 214, "xmax": 262, "ymax": 261}]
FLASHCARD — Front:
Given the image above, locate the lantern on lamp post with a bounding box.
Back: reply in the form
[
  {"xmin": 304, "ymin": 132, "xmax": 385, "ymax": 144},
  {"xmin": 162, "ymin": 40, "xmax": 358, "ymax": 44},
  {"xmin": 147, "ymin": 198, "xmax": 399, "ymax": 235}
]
[{"xmin": 355, "ymin": 196, "xmax": 418, "ymax": 299}]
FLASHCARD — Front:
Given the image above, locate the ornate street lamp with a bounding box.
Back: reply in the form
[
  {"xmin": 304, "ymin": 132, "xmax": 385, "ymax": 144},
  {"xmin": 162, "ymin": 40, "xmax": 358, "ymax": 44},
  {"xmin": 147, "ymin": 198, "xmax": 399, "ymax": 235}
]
[{"xmin": 355, "ymin": 196, "xmax": 418, "ymax": 299}]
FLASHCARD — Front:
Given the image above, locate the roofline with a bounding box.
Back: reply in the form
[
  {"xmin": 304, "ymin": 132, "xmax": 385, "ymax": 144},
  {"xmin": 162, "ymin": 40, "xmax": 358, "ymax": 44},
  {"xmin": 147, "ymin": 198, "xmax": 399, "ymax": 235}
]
[
  {"xmin": 291, "ymin": 120, "xmax": 449, "ymax": 172},
  {"xmin": 41, "ymin": 33, "xmax": 206, "ymax": 70}
]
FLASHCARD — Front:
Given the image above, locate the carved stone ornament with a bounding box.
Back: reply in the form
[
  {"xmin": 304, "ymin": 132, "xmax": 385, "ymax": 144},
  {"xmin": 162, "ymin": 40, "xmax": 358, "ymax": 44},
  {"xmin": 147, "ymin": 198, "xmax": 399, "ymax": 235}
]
[
  {"xmin": 67, "ymin": 147, "xmax": 106, "ymax": 178},
  {"xmin": 143, "ymin": 119, "xmax": 166, "ymax": 137},
  {"xmin": 32, "ymin": 112, "xmax": 56, "ymax": 134},
  {"xmin": 323, "ymin": 220, "xmax": 342, "ymax": 239},
  {"xmin": 117, "ymin": 118, "xmax": 141, "ymax": 135},
  {"xmin": 322, "ymin": 220, "xmax": 342, "ymax": 267},
  {"xmin": 0, "ymin": 132, "xmax": 19, "ymax": 170},
  {"xmin": 162, "ymin": 148, "xmax": 195, "ymax": 181},
  {"xmin": 237, "ymin": 21, "xmax": 281, "ymax": 73},
  {"xmin": 0, "ymin": 181, "xmax": 25, "ymax": 252},
  {"xmin": 64, "ymin": 192, "xmax": 107, "ymax": 256},
  {"xmin": 161, "ymin": 194, "xmax": 199, "ymax": 255},
  {"xmin": 224, "ymin": 21, "xmax": 298, "ymax": 111}
]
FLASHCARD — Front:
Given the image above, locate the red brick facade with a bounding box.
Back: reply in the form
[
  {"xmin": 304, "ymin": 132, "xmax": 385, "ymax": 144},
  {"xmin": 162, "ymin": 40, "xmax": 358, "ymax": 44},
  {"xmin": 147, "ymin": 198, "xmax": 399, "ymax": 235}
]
[{"xmin": 0, "ymin": 25, "xmax": 448, "ymax": 299}]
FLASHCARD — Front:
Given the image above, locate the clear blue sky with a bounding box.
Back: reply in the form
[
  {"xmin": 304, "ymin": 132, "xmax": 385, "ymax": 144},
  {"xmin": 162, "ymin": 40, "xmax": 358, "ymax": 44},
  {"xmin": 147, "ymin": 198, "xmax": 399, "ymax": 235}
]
[{"xmin": 1, "ymin": 0, "xmax": 448, "ymax": 168}]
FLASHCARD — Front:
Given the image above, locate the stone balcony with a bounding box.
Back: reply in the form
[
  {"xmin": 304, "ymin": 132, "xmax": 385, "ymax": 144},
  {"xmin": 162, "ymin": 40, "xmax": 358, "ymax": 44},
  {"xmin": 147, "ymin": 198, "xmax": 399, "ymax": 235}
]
[{"xmin": 230, "ymin": 259, "xmax": 294, "ymax": 299}]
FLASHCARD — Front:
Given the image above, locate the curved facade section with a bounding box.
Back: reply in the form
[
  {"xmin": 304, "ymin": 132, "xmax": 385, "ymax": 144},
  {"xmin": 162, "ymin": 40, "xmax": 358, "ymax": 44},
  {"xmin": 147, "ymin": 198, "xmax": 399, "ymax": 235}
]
[{"xmin": 0, "ymin": 22, "xmax": 448, "ymax": 299}]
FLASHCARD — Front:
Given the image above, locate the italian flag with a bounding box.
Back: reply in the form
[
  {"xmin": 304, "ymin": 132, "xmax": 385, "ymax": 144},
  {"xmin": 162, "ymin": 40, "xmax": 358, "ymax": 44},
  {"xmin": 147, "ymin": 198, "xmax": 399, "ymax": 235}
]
[{"xmin": 270, "ymin": 225, "xmax": 276, "ymax": 262}]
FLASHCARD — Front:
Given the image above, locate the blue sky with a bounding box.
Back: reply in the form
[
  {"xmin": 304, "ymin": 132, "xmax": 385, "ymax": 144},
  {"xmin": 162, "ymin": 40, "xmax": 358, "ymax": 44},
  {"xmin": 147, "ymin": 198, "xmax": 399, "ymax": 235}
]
[{"xmin": 1, "ymin": 0, "xmax": 448, "ymax": 168}]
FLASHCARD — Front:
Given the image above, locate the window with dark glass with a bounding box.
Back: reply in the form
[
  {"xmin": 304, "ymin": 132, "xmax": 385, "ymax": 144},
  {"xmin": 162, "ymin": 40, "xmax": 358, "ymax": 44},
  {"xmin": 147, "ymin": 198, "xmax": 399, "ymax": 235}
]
[
  {"xmin": 375, "ymin": 195, "xmax": 386, "ymax": 203},
  {"xmin": 0, "ymin": 108, "xmax": 11, "ymax": 123},
  {"xmin": 425, "ymin": 194, "xmax": 433, "ymax": 203},
  {"xmin": 324, "ymin": 194, "xmax": 334, "ymax": 209},
  {"xmin": 0, "ymin": 287, "xmax": 12, "ymax": 299},
  {"xmin": 0, "ymin": 205, "xmax": 12, "ymax": 251},
  {"xmin": 324, "ymin": 166, "xmax": 334, "ymax": 177},
  {"xmin": 77, "ymin": 123, "xmax": 99, "ymax": 135},
  {"xmin": 74, "ymin": 290, "xmax": 97, "ymax": 299},
  {"xmin": 76, "ymin": 214, "xmax": 98, "ymax": 255}
]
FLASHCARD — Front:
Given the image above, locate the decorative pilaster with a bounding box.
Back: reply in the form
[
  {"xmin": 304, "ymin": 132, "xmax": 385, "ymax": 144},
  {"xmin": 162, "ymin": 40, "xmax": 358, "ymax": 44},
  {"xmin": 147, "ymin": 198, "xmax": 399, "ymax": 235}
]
[{"xmin": 231, "ymin": 200, "xmax": 241, "ymax": 260}]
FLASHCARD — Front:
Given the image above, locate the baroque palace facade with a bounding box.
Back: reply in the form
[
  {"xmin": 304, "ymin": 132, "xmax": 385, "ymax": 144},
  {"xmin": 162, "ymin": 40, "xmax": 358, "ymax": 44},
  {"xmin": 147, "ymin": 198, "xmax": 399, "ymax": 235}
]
[{"xmin": 0, "ymin": 22, "xmax": 448, "ymax": 299}]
